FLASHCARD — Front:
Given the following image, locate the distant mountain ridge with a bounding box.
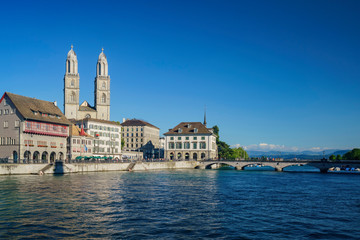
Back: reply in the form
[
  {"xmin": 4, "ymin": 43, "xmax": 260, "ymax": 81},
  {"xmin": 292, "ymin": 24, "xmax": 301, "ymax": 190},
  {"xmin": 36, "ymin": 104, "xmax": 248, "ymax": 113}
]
[{"xmin": 247, "ymin": 149, "xmax": 351, "ymax": 160}]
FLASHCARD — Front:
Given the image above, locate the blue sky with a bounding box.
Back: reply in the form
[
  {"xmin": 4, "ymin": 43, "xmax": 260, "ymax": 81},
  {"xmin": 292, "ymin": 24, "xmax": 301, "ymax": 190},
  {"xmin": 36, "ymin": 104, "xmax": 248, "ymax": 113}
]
[{"xmin": 1, "ymin": 0, "xmax": 359, "ymax": 151}]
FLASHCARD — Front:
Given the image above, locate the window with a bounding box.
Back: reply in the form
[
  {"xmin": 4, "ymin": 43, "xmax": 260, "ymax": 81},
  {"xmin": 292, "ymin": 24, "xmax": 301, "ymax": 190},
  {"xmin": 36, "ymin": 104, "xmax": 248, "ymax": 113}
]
[
  {"xmin": 136, "ymin": 128, "xmax": 138, "ymax": 131},
  {"xmin": 193, "ymin": 142, "xmax": 197, "ymax": 149},
  {"xmin": 73, "ymin": 139, "xmax": 76, "ymax": 144},
  {"xmin": 194, "ymin": 128, "xmax": 198, "ymax": 133},
  {"xmin": 0, "ymin": 109, "xmax": 2, "ymax": 115},
  {"xmin": 14, "ymin": 120, "xmax": 20, "ymax": 128},
  {"xmin": 4, "ymin": 109, "xmax": 9, "ymax": 115},
  {"xmin": 168, "ymin": 142, "xmax": 175, "ymax": 149},
  {"xmin": 193, "ymin": 137, "xmax": 197, "ymax": 140},
  {"xmin": 71, "ymin": 80, "xmax": 75, "ymax": 87},
  {"xmin": 200, "ymin": 142, "xmax": 206, "ymax": 149},
  {"xmin": 170, "ymin": 137, "xmax": 174, "ymax": 140},
  {"xmin": 101, "ymin": 94, "xmax": 106, "ymax": 103},
  {"xmin": 176, "ymin": 142, "xmax": 182, "ymax": 149},
  {"xmin": 4, "ymin": 121, "xmax": 8, "ymax": 128},
  {"xmin": 184, "ymin": 142, "xmax": 190, "ymax": 149},
  {"xmin": 185, "ymin": 137, "xmax": 189, "ymax": 140},
  {"xmin": 201, "ymin": 137, "xmax": 205, "ymax": 140},
  {"xmin": 178, "ymin": 137, "xmax": 181, "ymax": 140},
  {"xmin": 70, "ymin": 92, "xmax": 76, "ymax": 102},
  {"xmin": 102, "ymin": 82, "xmax": 106, "ymax": 89}
]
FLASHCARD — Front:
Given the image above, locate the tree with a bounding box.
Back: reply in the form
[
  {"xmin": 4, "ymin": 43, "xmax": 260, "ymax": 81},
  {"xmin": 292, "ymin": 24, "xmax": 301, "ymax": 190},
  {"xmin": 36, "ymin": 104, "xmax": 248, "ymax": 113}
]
[
  {"xmin": 342, "ymin": 148, "xmax": 360, "ymax": 160},
  {"xmin": 336, "ymin": 155, "xmax": 342, "ymax": 160},
  {"xmin": 121, "ymin": 138, "xmax": 125, "ymax": 150},
  {"xmin": 329, "ymin": 154, "xmax": 336, "ymax": 160},
  {"xmin": 212, "ymin": 125, "xmax": 248, "ymax": 160}
]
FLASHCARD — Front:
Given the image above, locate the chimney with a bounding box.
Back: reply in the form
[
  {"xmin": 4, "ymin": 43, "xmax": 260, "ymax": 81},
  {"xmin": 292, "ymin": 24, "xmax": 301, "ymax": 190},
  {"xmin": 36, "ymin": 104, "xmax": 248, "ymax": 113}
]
[
  {"xmin": 122, "ymin": 118, "xmax": 126, "ymax": 123},
  {"xmin": 53, "ymin": 101, "xmax": 57, "ymax": 106}
]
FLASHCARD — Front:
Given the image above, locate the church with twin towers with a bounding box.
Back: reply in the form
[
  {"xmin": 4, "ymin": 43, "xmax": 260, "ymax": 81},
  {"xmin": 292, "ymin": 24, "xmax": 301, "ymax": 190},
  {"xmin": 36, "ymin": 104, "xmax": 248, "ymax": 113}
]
[{"xmin": 63, "ymin": 46, "xmax": 110, "ymax": 121}]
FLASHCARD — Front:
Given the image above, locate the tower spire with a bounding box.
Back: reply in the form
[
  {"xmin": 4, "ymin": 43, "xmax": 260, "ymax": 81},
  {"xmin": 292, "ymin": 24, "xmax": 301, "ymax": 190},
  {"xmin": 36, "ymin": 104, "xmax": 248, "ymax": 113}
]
[{"xmin": 204, "ymin": 105, "xmax": 207, "ymax": 127}]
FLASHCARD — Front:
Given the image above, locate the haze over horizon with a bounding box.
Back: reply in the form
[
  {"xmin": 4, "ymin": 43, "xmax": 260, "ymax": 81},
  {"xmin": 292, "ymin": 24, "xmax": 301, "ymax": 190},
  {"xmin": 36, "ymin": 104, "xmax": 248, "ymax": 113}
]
[{"xmin": 1, "ymin": 0, "xmax": 359, "ymax": 152}]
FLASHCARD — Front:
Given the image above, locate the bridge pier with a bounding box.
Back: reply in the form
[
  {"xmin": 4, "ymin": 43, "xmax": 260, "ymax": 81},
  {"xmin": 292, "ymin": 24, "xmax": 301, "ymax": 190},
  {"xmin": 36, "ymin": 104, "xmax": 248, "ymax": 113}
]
[
  {"xmin": 274, "ymin": 167, "xmax": 282, "ymax": 172},
  {"xmin": 320, "ymin": 168, "xmax": 328, "ymax": 173}
]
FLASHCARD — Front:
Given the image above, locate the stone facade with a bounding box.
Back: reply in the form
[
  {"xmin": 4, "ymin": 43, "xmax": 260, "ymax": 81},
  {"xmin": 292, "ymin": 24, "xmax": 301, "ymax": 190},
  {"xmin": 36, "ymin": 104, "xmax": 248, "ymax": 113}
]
[
  {"xmin": 64, "ymin": 46, "xmax": 111, "ymax": 121},
  {"xmin": 0, "ymin": 92, "xmax": 70, "ymax": 163},
  {"xmin": 164, "ymin": 122, "xmax": 217, "ymax": 160},
  {"xmin": 121, "ymin": 119, "xmax": 160, "ymax": 151}
]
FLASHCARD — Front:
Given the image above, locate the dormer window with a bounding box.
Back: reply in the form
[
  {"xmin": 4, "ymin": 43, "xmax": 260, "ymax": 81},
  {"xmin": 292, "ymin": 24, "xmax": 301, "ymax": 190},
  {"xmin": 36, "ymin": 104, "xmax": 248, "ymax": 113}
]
[
  {"xmin": 178, "ymin": 128, "xmax": 182, "ymax": 133},
  {"xmin": 194, "ymin": 128, "xmax": 198, "ymax": 133}
]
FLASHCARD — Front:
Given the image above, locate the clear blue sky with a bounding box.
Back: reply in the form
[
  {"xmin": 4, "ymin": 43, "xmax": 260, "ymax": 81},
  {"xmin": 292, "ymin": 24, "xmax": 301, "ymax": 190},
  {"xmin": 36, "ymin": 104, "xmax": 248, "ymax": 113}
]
[{"xmin": 1, "ymin": 0, "xmax": 359, "ymax": 151}]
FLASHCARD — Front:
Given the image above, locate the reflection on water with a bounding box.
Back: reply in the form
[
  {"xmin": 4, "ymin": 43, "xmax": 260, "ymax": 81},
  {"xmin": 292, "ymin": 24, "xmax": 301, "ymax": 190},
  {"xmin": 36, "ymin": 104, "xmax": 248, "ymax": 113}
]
[{"xmin": 1, "ymin": 170, "xmax": 360, "ymax": 239}]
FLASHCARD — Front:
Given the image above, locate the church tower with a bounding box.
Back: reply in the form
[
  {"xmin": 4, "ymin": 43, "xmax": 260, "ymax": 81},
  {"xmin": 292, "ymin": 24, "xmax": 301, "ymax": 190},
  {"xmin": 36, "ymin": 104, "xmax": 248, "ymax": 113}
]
[
  {"xmin": 94, "ymin": 48, "xmax": 110, "ymax": 120},
  {"xmin": 64, "ymin": 45, "xmax": 80, "ymax": 119}
]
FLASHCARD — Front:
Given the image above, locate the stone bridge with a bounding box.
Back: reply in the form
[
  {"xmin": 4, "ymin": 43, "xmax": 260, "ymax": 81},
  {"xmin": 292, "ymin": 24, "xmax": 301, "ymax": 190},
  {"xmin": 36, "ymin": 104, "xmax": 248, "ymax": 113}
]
[{"xmin": 197, "ymin": 160, "xmax": 360, "ymax": 173}]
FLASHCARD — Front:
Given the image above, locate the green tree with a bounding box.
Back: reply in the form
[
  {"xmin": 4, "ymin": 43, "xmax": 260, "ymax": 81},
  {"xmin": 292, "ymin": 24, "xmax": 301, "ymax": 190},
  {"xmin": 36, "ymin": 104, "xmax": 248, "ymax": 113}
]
[
  {"xmin": 121, "ymin": 138, "xmax": 125, "ymax": 150},
  {"xmin": 231, "ymin": 147, "xmax": 249, "ymax": 159},
  {"xmin": 212, "ymin": 125, "xmax": 248, "ymax": 160},
  {"xmin": 336, "ymin": 154, "xmax": 342, "ymax": 160},
  {"xmin": 329, "ymin": 154, "xmax": 336, "ymax": 160},
  {"xmin": 342, "ymin": 148, "xmax": 360, "ymax": 160}
]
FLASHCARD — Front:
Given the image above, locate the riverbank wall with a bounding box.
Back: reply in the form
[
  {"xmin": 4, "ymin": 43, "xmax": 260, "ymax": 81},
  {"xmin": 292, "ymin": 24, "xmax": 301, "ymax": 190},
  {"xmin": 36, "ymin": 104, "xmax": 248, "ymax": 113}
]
[{"xmin": 0, "ymin": 161, "xmax": 199, "ymax": 175}]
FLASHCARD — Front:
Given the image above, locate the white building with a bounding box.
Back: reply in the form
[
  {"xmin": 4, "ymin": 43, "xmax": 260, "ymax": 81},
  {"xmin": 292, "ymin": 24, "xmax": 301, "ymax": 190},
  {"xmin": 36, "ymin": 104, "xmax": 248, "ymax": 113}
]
[
  {"xmin": 164, "ymin": 122, "xmax": 217, "ymax": 160},
  {"xmin": 72, "ymin": 118, "xmax": 121, "ymax": 158}
]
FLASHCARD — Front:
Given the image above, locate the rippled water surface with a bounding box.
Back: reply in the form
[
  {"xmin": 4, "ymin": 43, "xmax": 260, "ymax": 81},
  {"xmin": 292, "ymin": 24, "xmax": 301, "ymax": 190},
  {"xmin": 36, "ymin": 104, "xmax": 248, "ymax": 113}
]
[{"xmin": 1, "ymin": 170, "xmax": 360, "ymax": 239}]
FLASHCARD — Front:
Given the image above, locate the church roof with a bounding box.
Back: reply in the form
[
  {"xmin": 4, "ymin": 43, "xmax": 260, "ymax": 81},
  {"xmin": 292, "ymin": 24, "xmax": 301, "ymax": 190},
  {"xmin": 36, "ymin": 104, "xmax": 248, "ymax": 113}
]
[
  {"xmin": 98, "ymin": 48, "xmax": 107, "ymax": 61},
  {"xmin": 121, "ymin": 119, "xmax": 159, "ymax": 129},
  {"xmin": 2, "ymin": 92, "xmax": 71, "ymax": 126},
  {"xmin": 78, "ymin": 105, "xmax": 96, "ymax": 112},
  {"xmin": 164, "ymin": 122, "xmax": 212, "ymax": 135},
  {"xmin": 67, "ymin": 45, "xmax": 77, "ymax": 59}
]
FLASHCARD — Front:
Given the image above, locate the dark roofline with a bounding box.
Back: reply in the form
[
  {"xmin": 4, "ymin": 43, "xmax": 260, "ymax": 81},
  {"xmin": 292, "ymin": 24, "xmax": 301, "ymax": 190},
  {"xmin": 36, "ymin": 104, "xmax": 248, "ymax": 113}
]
[{"xmin": 120, "ymin": 118, "xmax": 159, "ymax": 129}]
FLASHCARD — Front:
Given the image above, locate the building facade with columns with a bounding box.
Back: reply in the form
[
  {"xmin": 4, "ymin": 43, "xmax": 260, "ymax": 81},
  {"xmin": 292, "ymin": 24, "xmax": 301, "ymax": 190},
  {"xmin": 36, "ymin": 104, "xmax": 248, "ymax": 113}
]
[
  {"xmin": 164, "ymin": 122, "xmax": 217, "ymax": 160},
  {"xmin": 64, "ymin": 46, "xmax": 111, "ymax": 121},
  {"xmin": 0, "ymin": 92, "xmax": 70, "ymax": 163}
]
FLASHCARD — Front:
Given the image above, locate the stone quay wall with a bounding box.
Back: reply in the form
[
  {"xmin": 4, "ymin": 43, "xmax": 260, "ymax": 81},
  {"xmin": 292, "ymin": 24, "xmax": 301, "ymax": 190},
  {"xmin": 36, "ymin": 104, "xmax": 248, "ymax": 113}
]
[{"xmin": 0, "ymin": 161, "xmax": 199, "ymax": 175}]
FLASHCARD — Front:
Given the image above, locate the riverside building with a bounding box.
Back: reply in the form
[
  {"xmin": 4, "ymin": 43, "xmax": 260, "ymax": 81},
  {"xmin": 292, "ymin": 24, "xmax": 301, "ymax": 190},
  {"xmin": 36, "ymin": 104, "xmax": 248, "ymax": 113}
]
[
  {"xmin": 121, "ymin": 119, "xmax": 160, "ymax": 152},
  {"xmin": 164, "ymin": 121, "xmax": 217, "ymax": 160},
  {"xmin": 0, "ymin": 92, "xmax": 70, "ymax": 163},
  {"xmin": 67, "ymin": 124, "xmax": 93, "ymax": 160},
  {"xmin": 72, "ymin": 118, "xmax": 121, "ymax": 158}
]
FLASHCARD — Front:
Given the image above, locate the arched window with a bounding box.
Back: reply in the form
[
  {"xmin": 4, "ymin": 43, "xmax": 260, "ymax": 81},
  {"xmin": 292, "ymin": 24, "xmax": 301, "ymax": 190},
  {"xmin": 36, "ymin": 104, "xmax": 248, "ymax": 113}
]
[
  {"xmin": 99, "ymin": 63, "xmax": 101, "ymax": 76},
  {"xmin": 102, "ymin": 82, "xmax": 106, "ymax": 89},
  {"xmin": 72, "ymin": 60, "xmax": 75, "ymax": 73},
  {"xmin": 102, "ymin": 63, "xmax": 105, "ymax": 75},
  {"xmin": 101, "ymin": 93, "xmax": 106, "ymax": 103},
  {"xmin": 71, "ymin": 80, "xmax": 75, "ymax": 87},
  {"xmin": 67, "ymin": 60, "xmax": 71, "ymax": 73},
  {"xmin": 85, "ymin": 114, "xmax": 91, "ymax": 118},
  {"xmin": 70, "ymin": 92, "xmax": 76, "ymax": 103}
]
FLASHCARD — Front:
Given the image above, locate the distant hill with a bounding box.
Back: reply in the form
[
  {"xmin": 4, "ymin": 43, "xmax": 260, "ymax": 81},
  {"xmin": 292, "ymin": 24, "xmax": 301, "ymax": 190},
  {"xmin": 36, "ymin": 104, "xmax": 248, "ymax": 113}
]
[{"xmin": 247, "ymin": 149, "xmax": 351, "ymax": 160}]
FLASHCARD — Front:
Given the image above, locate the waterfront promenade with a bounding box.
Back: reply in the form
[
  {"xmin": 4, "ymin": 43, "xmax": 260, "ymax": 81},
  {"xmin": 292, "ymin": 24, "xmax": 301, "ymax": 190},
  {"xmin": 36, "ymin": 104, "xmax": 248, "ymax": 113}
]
[{"xmin": 1, "ymin": 159, "xmax": 360, "ymax": 175}]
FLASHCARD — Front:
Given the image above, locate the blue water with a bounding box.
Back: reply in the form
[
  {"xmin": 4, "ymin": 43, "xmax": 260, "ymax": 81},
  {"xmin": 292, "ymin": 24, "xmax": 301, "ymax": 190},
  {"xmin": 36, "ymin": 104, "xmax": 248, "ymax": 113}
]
[{"xmin": 1, "ymin": 170, "xmax": 360, "ymax": 239}]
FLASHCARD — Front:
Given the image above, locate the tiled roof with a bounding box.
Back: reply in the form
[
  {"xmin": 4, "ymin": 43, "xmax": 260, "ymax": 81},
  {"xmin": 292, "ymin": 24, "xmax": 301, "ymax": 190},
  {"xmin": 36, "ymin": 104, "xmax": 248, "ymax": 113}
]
[
  {"xmin": 3, "ymin": 92, "xmax": 71, "ymax": 126},
  {"xmin": 71, "ymin": 118, "xmax": 121, "ymax": 126},
  {"xmin": 69, "ymin": 124, "xmax": 93, "ymax": 137},
  {"xmin": 164, "ymin": 122, "xmax": 212, "ymax": 135},
  {"xmin": 121, "ymin": 119, "xmax": 159, "ymax": 129}
]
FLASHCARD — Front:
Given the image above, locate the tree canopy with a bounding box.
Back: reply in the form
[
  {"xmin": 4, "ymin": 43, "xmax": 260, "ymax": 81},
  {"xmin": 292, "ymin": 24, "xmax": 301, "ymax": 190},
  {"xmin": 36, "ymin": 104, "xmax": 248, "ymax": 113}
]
[
  {"xmin": 342, "ymin": 148, "xmax": 360, "ymax": 160},
  {"xmin": 212, "ymin": 125, "xmax": 248, "ymax": 160}
]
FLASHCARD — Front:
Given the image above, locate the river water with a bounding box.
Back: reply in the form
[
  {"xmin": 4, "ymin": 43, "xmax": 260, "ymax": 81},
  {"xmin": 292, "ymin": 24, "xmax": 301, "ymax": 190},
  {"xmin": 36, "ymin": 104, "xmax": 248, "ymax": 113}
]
[{"xmin": 1, "ymin": 170, "xmax": 360, "ymax": 239}]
